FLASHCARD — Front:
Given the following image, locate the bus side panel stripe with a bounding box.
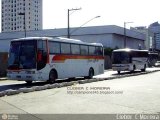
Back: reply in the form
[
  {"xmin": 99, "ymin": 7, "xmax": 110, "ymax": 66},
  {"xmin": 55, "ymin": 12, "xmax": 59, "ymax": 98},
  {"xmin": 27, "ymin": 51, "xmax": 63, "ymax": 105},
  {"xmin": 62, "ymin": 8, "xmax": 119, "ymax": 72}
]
[{"xmin": 52, "ymin": 55, "xmax": 104, "ymax": 62}]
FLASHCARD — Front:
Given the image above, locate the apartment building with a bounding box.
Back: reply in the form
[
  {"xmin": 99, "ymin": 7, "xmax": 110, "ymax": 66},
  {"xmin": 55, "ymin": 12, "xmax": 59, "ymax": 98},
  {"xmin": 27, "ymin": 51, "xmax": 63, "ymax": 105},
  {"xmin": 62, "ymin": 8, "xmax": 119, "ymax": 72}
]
[{"xmin": 1, "ymin": 0, "xmax": 42, "ymax": 32}]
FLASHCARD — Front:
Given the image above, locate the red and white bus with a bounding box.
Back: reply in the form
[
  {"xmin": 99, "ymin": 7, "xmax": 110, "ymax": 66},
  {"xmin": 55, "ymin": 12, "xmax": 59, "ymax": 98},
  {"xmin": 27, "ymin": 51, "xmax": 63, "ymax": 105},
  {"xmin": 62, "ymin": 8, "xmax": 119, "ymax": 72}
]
[{"xmin": 7, "ymin": 37, "xmax": 104, "ymax": 83}]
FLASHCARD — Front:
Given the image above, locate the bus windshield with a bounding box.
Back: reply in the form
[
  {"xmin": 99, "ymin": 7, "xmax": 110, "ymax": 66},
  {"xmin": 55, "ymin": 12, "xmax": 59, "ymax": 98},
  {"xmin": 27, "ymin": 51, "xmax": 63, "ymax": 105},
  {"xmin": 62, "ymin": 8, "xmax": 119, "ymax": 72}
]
[
  {"xmin": 8, "ymin": 40, "xmax": 37, "ymax": 69},
  {"xmin": 112, "ymin": 52, "xmax": 130, "ymax": 64}
]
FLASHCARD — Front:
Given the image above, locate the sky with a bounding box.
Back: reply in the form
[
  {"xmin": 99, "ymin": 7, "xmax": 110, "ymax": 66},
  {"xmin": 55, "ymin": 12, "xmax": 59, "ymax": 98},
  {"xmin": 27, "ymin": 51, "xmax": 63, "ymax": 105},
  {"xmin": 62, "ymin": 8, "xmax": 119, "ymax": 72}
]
[
  {"xmin": 0, "ymin": 0, "xmax": 160, "ymax": 31},
  {"xmin": 43, "ymin": 0, "xmax": 160, "ymax": 29}
]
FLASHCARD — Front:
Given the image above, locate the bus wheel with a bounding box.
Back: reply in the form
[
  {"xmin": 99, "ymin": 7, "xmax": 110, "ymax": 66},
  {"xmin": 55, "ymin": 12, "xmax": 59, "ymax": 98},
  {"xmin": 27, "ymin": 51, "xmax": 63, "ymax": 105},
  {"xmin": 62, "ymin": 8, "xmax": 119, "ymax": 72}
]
[
  {"xmin": 117, "ymin": 71, "xmax": 120, "ymax": 74},
  {"xmin": 49, "ymin": 70, "xmax": 57, "ymax": 83},
  {"xmin": 141, "ymin": 64, "xmax": 146, "ymax": 72},
  {"xmin": 25, "ymin": 81, "xmax": 32, "ymax": 84},
  {"xmin": 131, "ymin": 65, "xmax": 136, "ymax": 72},
  {"xmin": 88, "ymin": 68, "xmax": 94, "ymax": 79}
]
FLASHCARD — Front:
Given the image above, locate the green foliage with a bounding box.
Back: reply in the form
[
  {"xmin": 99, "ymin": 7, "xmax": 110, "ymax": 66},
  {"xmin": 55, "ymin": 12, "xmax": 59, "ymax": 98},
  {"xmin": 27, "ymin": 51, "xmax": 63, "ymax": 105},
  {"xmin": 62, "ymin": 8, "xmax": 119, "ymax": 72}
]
[
  {"xmin": 104, "ymin": 47, "xmax": 113, "ymax": 57},
  {"xmin": 104, "ymin": 46, "xmax": 119, "ymax": 57}
]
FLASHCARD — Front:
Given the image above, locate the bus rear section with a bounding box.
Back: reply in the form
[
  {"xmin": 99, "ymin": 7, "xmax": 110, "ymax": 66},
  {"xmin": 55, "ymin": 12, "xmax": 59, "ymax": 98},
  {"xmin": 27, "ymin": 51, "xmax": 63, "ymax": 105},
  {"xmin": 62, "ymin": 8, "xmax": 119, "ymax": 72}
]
[
  {"xmin": 112, "ymin": 49, "xmax": 148, "ymax": 74},
  {"xmin": 7, "ymin": 37, "xmax": 104, "ymax": 83}
]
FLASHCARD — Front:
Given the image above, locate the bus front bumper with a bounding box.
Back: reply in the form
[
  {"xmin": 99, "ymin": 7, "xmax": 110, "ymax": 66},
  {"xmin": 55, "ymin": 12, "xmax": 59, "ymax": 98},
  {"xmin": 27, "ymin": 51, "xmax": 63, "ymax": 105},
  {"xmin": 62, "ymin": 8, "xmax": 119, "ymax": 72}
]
[
  {"xmin": 7, "ymin": 70, "xmax": 39, "ymax": 81},
  {"xmin": 112, "ymin": 64, "xmax": 130, "ymax": 71}
]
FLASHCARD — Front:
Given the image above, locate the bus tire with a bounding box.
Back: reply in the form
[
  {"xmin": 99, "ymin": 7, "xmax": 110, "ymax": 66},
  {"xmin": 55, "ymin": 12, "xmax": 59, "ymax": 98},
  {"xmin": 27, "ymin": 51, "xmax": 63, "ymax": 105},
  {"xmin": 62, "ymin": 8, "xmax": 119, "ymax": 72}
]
[
  {"xmin": 25, "ymin": 81, "xmax": 32, "ymax": 84},
  {"xmin": 131, "ymin": 65, "xmax": 136, "ymax": 72},
  {"xmin": 48, "ymin": 69, "xmax": 57, "ymax": 83},
  {"xmin": 117, "ymin": 71, "xmax": 120, "ymax": 74},
  {"xmin": 141, "ymin": 64, "xmax": 146, "ymax": 72},
  {"xmin": 88, "ymin": 68, "xmax": 94, "ymax": 79}
]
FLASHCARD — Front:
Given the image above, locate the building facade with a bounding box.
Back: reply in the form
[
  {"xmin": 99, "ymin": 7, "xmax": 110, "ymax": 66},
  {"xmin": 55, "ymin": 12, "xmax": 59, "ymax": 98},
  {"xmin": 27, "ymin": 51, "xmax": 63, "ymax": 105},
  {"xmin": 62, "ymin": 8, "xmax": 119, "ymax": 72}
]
[
  {"xmin": 0, "ymin": 25, "xmax": 145, "ymax": 52},
  {"xmin": 131, "ymin": 26, "xmax": 154, "ymax": 50},
  {"xmin": 148, "ymin": 22, "xmax": 160, "ymax": 51},
  {"xmin": 1, "ymin": 0, "xmax": 42, "ymax": 32}
]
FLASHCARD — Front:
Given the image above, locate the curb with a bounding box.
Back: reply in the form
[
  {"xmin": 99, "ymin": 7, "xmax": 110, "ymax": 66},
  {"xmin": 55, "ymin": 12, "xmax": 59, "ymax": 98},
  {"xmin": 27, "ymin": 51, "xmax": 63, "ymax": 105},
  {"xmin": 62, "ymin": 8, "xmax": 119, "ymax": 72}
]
[
  {"xmin": 0, "ymin": 78, "xmax": 7, "ymax": 81},
  {"xmin": 0, "ymin": 70, "xmax": 160, "ymax": 97}
]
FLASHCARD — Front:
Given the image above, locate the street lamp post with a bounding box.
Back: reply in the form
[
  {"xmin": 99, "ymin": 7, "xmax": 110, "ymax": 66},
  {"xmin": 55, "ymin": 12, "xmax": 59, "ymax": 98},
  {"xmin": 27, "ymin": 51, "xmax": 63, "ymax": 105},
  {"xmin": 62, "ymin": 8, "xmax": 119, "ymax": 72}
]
[
  {"xmin": 70, "ymin": 16, "xmax": 101, "ymax": 35},
  {"xmin": 67, "ymin": 8, "xmax": 81, "ymax": 38},
  {"xmin": 124, "ymin": 22, "xmax": 133, "ymax": 48},
  {"xmin": 67, "ymin": 9, "xmax": 70, "ymax": 38},
  {"xmin": 18, "ymin": 12, "xmax": 26, "ymax": 37}
]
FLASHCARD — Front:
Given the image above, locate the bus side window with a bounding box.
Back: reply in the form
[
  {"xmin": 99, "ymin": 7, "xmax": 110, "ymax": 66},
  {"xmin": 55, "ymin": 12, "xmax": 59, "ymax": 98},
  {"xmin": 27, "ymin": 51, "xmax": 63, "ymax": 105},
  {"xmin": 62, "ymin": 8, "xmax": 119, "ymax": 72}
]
[
  {"xmin": 80, "ymin": 45, "xmax": 88, "ymax": 55},
  {"xmin": 49, "ymin": 42, "xmax": 61, "ymax": 54},
  {"xmin": 61, "ymin": 43, "xmax": 71, "ymax": 54},
  {"xmin": 95, "ymin": 47, "xmax": 103, "ymax": 56},
  {"xmin": 129, "ymin": 53, "xmax": 132, "ymax": 63},
  {"xmin": 71, "ymin": 44, "xmax": 80, "ymax": 55},
  {"xmin": 89, "ymin": 46, "xmax": 96, "ymax": 55}
]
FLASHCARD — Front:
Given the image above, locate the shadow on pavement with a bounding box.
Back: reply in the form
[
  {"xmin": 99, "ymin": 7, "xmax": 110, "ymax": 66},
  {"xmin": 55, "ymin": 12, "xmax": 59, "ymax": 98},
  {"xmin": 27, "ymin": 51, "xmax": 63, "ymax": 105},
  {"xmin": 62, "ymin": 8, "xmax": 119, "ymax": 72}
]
[
  {"xmin": 0, "ymin": 77, "xmax": 84, "ymax": 92},
  {"xmin": 112, "ymin": 70, "xmax": 142, "ymax": 76}
]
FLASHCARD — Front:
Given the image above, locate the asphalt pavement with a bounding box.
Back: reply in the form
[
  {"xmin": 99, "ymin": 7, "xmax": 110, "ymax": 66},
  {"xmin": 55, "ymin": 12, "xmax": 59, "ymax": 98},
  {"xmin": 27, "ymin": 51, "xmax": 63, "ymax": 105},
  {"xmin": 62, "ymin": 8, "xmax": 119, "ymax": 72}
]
[
  {"xmin": 0, "ymin": 70, "xmax": 160, "ymax": 115},
  {"xmin": 0, "ymin": 68, "xmax": 160, "ymax": 120}
]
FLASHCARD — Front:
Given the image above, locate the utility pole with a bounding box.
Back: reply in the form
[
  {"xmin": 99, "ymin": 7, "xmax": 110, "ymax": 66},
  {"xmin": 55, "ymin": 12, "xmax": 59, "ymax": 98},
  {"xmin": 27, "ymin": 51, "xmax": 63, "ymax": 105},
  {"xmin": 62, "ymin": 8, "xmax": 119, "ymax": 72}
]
[
  {"xmin": 67, "ymin": 8, "xmax": 81, "ymax": 38},
  {"xmin": 18, "ymin": 12, "xmax": 26, "ymax": 37},
  {"xmin": 124, "ymin": 22, "xmax": 133, "ymax": 48}
]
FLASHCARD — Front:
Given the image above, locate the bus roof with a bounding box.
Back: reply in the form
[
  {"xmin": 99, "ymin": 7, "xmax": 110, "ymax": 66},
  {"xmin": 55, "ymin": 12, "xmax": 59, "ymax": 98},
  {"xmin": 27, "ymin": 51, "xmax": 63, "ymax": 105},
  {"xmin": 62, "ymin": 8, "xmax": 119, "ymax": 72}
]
[
  {"xmin": 12, "ymin": 37, "xmax": 103, "ymax": 47},
  {"xmin": 113, "ymin": 48, "xmax": 148, "ymax": 52},
  {"xmin": 12, "ymin": 37, "xmax": 53, "ymax": 41}
]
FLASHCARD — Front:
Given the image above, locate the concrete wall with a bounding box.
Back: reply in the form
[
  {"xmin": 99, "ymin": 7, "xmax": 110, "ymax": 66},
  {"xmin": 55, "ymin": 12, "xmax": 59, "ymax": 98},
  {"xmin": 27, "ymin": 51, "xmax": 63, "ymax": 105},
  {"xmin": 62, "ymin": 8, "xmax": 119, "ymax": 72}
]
[
  {"xmin": 112, "ymin": 34, "xmax": 124, "ymax": 48},
  {"xmin": 0, "ymin": 40, "xmax": 10, "ymax": 52},
  {"xmin": 127, "ymin": 38, "xmax": 144, "ymax": 49},
  {"xmin": 0, "ymin": 33, "xmax": 145, "ymax": 53},
  {"xmin": 71, "ymin": 34, "xmax": 113, "ymax": 48},
  {"xmin": 72, "ymin": 33, "xmax": 145, "ymax": 49},
  {"xmin": 0, "ymin": 25, "xmax": 146, "ymax": 52}
]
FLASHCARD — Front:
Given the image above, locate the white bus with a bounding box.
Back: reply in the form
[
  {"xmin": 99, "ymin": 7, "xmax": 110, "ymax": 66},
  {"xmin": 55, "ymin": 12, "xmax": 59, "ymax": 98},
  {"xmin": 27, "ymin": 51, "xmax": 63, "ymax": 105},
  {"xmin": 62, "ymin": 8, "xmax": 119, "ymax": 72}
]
[
  {"xmin": 7, "ymin": 37, "xmax": 104, "ymax": 83},
  {"xmin": 112, "ymin": 48, "xmax": 148, "ymax": 74},
  {"xmin": 148, "ymin": 52, "xmax": 159, "ymax": 67}
]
